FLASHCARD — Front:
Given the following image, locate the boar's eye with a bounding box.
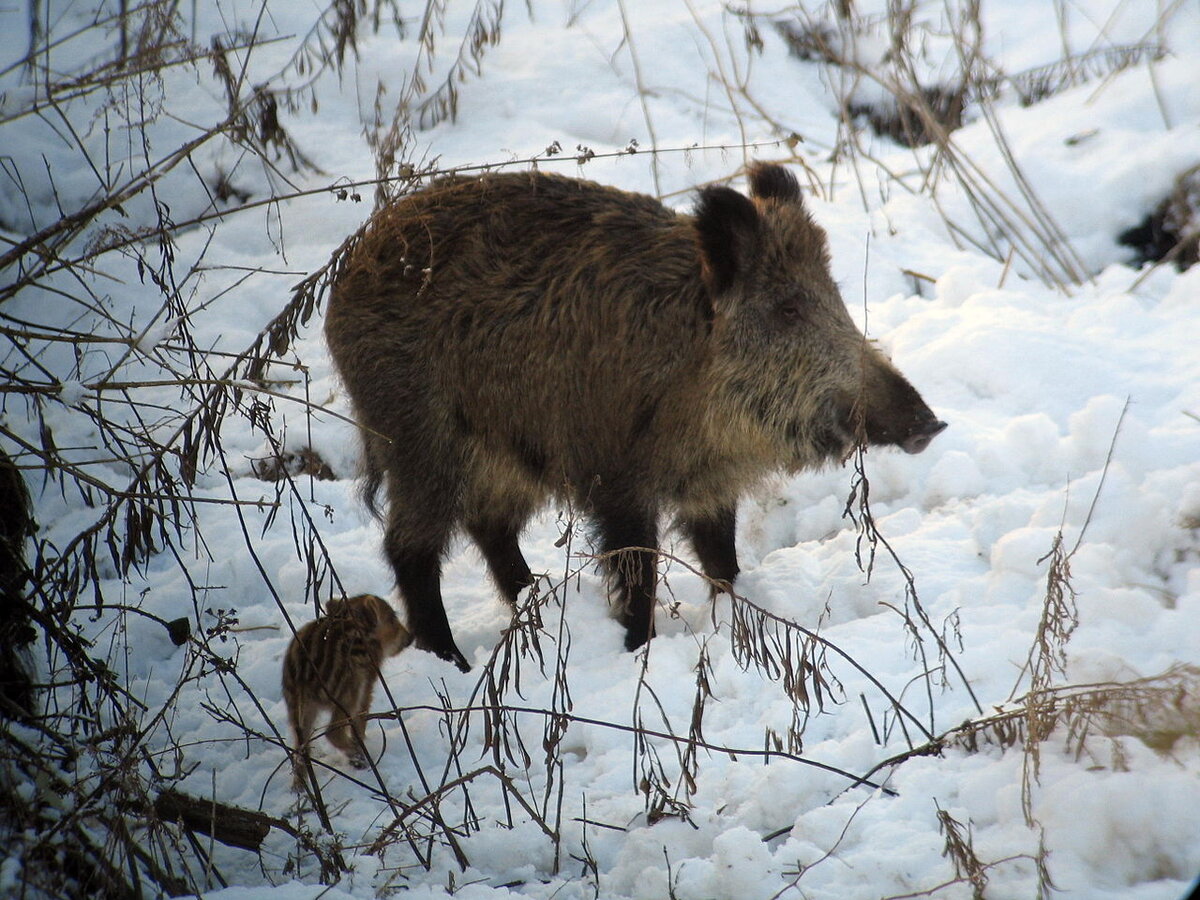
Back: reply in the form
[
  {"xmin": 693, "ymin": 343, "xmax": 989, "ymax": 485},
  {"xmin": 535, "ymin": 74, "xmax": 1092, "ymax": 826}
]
[{"xmin": 774, "ymin": 291, "xmax": 812, "ymax": 325}]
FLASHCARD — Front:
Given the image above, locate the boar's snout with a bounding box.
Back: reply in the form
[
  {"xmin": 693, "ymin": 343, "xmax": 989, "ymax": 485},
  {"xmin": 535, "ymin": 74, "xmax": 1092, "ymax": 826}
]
[
  {"xmin": 850, "ymin": 362, "xmax": 947, "ymax": 456},
  {"xmin": 856, "ymin": 405, "xmax": 947, "ymax": 455},
  {"xmin": 901, "ymin": 417, "xmax": 948, "ymax": 455}
]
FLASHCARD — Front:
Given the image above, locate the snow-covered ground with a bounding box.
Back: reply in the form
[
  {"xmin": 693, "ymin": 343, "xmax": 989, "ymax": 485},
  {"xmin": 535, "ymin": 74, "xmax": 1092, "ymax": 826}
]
[{"xmin": 3, "ymin": 1, "xmax": 1200, "ymax": 897}]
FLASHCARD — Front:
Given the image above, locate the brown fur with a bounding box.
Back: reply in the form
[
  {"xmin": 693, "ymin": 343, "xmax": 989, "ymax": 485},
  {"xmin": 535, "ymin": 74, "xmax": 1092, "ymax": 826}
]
[
  {"xmin": 281, "ymin": 594, "xmax": 411, "ymax": 788},
  {"xmin": 325, "ymin": 164, "xmax": 945, "ymax": 671}
]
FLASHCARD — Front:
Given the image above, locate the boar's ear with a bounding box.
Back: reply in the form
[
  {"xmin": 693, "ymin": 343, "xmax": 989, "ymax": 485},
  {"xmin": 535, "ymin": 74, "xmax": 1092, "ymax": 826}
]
[
  {"xmin": 695, "ymin": 185, "xmax": 760, "ymax": 295},
  {"xmin": 747, "ymin": 163, "xmax": 802, "ymax": 205}
]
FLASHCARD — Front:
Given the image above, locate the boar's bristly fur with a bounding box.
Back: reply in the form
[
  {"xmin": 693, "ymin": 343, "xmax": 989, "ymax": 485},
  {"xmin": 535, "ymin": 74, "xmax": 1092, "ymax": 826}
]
[{"xmin": 325, "ymin": 164, "xmax": 946, "ymax": 671}]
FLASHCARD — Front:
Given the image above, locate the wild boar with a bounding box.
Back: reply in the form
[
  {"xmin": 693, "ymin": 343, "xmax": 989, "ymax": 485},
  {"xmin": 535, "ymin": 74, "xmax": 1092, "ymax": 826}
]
[
  {"xmin": 282, "ymin": 593, "xmax": 412, "ymax": 788},
  {"xmin": 324, "ymin": 163, "xmax": 945, "ymax": 672}
]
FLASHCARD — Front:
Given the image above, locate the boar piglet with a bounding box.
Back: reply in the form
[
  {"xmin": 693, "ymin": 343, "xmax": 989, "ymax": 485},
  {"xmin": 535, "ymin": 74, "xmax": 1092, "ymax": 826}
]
[
  {"xmin": 325, "ymin": 163, "xmax": 945, "ymax": 671},
  {"xmin": 282, "ymin": 593, "xmax": 411, "ymax": 788}
]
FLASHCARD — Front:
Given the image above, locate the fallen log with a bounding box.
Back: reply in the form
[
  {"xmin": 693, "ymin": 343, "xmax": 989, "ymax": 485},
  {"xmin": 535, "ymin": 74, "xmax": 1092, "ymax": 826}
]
[{"xmin": 153, "ymin": 788, "xmax": 281, "ymax": 852}]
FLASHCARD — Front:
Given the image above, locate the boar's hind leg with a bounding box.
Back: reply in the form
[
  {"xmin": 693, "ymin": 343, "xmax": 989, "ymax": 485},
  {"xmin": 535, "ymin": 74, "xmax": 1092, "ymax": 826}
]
[
  {"xmin": 466, "ymin": 515, "xmax": 534, "ymax": 607},
  {"xmin": 288, "ymin": 698, "xmax": 316, "ymax": 789},
  {"xmin": 594, "ymin": 503, "xmax": 659, "ymax": 652},
  {"xmin": 385, "ymin": 516, "xmax": 471, "ymax": 673},
  {"xmin": 683, "ymin": 505, "xmax": 740, "ymax": 592}
]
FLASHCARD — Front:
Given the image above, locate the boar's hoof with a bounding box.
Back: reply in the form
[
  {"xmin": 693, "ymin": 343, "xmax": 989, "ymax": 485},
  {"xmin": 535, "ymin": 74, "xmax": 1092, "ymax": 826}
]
[
  {"xmin": 902, "ymin": 419, "xmax": 948, "ymax": 455},
  {"xmin": 623, "ymin": 622, "xmax": 656, "ymax": 653},
  {"xmin": 417, "ymin": 638, "xmax": 471, "ymax": 673}
]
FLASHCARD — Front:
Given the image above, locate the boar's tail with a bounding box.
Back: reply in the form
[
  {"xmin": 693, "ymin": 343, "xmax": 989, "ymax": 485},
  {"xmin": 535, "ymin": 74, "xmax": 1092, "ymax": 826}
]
[{"xmin": 360, "ymin": 440, "xmax": 386, "ymax": 520}]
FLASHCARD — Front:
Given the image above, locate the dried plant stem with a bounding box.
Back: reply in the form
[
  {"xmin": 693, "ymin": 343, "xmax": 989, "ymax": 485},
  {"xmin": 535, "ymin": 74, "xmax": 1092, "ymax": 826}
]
[
  {"xmin": 615, "ymin": 0, "xmax": 662, "ymax": 195},
  {"xmin": 380, "ymin": 703, "xmax": 896, "ymax": 794}
]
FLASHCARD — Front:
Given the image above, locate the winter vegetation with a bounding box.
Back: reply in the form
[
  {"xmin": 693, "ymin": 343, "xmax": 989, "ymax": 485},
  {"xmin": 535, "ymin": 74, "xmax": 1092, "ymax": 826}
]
[{"xmin": 1, "ymin": 1, "xmax": 1199, "ymax": 898}]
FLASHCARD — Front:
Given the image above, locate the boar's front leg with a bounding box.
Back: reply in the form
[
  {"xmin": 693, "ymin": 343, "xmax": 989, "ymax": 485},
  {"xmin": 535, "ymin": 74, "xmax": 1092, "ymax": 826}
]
[
  {"xmin": 683, "ymin": 505, "xmax": 740, "ymax": 592},
  {"xmin": 385, "ymin": 512, "xmax": 470, "ymax": 672},
  {"xmin": 594, "ymin": 500, "xmax": 659, "ymax": 652}
]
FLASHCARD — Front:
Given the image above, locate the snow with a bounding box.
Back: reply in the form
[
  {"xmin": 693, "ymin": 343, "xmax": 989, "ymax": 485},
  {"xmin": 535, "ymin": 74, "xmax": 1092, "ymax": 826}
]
[{"xmin": 3, "ymin": 0, "xmax": 1200, "ymax": 898}]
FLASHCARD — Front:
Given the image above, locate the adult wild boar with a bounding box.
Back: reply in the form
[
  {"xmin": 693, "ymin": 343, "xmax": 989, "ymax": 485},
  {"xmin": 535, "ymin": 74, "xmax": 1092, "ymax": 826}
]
[{"xmin": 325, "ymin": 163, "xmax": 945, "ymax": 672}]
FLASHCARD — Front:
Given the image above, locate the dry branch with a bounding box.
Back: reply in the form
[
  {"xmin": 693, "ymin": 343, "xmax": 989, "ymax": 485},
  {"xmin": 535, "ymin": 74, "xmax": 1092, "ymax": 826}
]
[{"xmin": 153, "ymin": 789, "xmax": 278, "ymax": 852}]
